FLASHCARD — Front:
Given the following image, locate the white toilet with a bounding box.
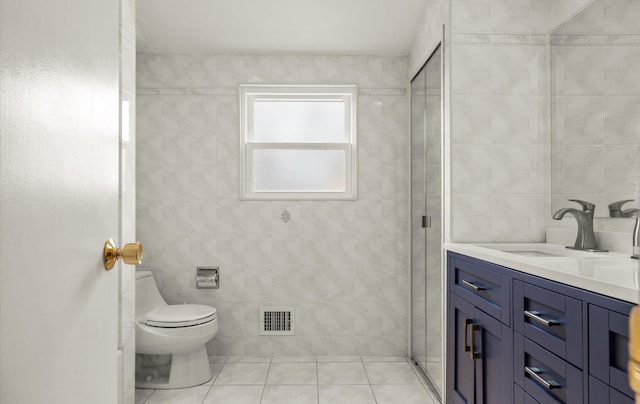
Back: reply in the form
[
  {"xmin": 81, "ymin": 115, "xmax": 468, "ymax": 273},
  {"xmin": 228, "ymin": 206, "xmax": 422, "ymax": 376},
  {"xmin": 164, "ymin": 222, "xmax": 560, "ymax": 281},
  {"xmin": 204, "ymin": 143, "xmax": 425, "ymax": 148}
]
[{"xmin": 135, "ymin": 270, "xmax": 218, "ymax": 389}]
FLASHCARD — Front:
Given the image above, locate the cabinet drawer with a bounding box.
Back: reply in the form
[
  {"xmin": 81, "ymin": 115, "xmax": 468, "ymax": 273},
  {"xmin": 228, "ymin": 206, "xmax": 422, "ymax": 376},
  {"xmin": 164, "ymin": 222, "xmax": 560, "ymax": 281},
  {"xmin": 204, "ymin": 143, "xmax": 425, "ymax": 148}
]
[
  {"xmin": 589, "ymin": 375, "xmax": 634, "ymax": 404},
  {"xmin": 514, "ymin": 280, "xmax": 583, "ymax": 368},
  {"xmin": 589, "ymin": 304, "xmax": 634, "ymax": 398},
  {"xmin": 515, "ymin": 383, "xmax": 540, "ymax": 404},
  {"xmin": 514, "ymin": 333, "xmax": 583, "ymax": 403},
  {"xmin": 449, "ymin": 253, "xmax": 510, "ymax": 325}
]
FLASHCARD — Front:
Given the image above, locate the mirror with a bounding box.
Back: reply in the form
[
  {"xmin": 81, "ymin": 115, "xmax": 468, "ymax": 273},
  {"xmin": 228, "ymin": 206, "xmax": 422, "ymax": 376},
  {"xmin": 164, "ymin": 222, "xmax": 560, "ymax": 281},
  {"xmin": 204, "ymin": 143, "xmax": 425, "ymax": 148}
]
[{"xmin": 550, "ymin": 0, "xmax": 640, "ymax": 218}]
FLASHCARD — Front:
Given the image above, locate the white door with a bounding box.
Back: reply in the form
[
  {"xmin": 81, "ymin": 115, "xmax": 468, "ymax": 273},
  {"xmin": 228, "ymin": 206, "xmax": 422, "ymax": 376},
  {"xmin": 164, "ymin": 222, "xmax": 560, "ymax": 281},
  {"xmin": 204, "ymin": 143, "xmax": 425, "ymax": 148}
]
[{"xmin": 0, "ymin": 0, "xmax": 121, "ymax": 403}]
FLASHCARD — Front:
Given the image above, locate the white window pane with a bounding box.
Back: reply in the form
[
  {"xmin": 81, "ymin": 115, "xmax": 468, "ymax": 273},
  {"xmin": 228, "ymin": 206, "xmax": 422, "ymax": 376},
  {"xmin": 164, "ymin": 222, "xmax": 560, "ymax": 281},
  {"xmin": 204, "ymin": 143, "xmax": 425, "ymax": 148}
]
[
  {"xmin": 253, "ymin": 149, "xmax": 346, "ymax": 192},
  {"xmin": 252, "ymin": 100, "xmax": 346, "ymax": 142}
]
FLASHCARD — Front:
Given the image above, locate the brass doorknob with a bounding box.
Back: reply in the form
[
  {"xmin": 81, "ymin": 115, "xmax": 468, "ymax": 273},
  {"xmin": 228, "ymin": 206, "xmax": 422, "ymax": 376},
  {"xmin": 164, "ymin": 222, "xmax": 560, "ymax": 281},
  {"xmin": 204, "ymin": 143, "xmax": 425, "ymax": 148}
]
[
  {"xmin": 103, "ymin": 239, "xmax": 143, "ymax": 270},
  {"xmin": 629, "ymin": 306, "xmax": 640, "ymax": 397}
]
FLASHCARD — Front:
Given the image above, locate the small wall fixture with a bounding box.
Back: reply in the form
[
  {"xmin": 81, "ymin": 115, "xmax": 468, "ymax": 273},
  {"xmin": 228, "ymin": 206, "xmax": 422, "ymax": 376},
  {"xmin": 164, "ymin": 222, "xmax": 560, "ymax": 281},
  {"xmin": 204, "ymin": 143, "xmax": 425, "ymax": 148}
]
[
  {"xmin": 103, "ymin": 239, "xmax": 143, "ymax": 270},
  {"xmin": 196, "ymin": 266, "xmax": 219, "ymax": 289}
]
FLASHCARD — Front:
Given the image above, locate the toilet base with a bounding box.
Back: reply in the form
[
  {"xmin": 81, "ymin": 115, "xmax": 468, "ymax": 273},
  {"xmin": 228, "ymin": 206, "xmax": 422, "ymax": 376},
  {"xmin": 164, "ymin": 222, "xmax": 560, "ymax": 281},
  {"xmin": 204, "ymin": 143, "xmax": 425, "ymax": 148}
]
[{"xmin": 135, "ymin": 346, "xmax": 212, "ymax": 389}]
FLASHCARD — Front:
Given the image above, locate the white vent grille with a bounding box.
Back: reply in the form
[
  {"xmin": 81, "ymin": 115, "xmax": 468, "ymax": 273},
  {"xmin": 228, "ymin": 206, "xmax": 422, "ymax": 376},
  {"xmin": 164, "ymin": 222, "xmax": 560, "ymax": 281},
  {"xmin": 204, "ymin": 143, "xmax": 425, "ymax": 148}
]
[{"xmin": 260, "ymin": 307, "xmax": 295, "ymax": 336}]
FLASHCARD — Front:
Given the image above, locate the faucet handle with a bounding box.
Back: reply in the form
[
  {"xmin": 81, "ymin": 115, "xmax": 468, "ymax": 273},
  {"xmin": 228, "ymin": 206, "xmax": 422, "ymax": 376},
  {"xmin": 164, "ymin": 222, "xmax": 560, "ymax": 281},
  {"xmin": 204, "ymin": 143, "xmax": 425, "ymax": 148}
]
[
  {"xmin": 608, "ymin": 199, "xmax": 635, "ymax": 217},
  {"xmin": 568, "ymin": 199, "xmax": 595, "ymax": 211}
]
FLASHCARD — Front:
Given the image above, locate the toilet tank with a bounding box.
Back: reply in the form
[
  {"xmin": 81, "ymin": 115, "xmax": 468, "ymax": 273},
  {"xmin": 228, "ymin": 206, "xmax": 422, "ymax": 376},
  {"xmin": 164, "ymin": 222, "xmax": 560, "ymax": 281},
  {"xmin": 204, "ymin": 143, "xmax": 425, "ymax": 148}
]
[{"xmin": 135, "ymin": 271, "xmax": 167, "ymax": 319}]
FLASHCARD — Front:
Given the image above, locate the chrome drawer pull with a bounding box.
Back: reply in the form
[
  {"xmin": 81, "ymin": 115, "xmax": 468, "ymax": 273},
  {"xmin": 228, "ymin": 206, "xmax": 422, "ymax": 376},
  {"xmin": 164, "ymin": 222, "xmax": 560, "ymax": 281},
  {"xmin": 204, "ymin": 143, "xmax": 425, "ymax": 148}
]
[
  {"xmin": 524, "ymin": 310, "xmax": 559, "ymax": 327},
  {"xmin": 524, "ymin": 366, "xmax": 561, "ymax": 390},
  {"xmin": 462, "ymin": 279, "xmax": 486, "ymax": 291}
]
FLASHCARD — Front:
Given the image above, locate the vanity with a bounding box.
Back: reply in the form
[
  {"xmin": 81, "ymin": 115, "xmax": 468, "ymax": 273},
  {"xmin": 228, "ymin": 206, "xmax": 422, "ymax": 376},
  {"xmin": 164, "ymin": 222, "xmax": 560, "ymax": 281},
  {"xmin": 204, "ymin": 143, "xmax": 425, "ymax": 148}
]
[{"xmin": 445, "ymin": 243, "xmax": 640, "ymax": 404}]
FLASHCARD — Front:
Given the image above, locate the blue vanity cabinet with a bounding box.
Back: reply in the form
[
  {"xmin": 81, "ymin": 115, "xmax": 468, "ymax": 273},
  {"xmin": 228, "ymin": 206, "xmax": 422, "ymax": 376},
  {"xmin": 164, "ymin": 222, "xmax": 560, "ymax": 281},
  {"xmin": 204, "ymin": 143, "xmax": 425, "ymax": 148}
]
[
  {"xmin": 588, "ymin": 302, "xmax": 635, "ymax": 401},
  {"xmin": 447, "ymin": 292, "xmax": 475, "ymax": 403},
  {"xmin": 449, "ymin": 253, "xmax": 510, "ymax": 326},
  {"xmin": 447, "ymin": 253, "xmax": 513, "ymax": 404},
  {"xmin": 447, "ymin": 292, "xmax": 513, "ymax": 404},
  {"xmin": 446, "ymin": 251, "xmax": 635, "ymax": 404},
  {"xmin": 513, "ymin": 332, "xmax": 583, "ymax": 403},
  {"xmin": 473, "ymin": 307, "xmax": 513, "ymax": 403},
  {"xmin": 589, "ymin": 376, "xmax": 634, "ymax": 404},
  {"xmin": 513, "ymin": 280, "xmax": 583, "ymax": 367},
  {"xmin": 514, "ymin": 384, "xmax": 538, "ymax": 403}
]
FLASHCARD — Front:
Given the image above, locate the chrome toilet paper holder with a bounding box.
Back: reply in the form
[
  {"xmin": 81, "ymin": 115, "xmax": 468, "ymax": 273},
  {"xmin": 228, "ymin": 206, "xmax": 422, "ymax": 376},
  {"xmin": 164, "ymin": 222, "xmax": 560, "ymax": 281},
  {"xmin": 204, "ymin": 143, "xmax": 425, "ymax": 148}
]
[{"xmin": 196, "ymin": 266, "xmax": 219, "ymax": 289}]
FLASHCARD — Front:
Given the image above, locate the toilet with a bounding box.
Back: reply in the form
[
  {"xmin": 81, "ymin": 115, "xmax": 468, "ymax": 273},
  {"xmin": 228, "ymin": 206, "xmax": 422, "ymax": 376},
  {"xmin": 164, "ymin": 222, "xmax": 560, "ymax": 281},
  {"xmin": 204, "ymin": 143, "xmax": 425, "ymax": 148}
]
[{"xmin": 135, "ymin": 271, "xmax": 218, "ymax": 389}]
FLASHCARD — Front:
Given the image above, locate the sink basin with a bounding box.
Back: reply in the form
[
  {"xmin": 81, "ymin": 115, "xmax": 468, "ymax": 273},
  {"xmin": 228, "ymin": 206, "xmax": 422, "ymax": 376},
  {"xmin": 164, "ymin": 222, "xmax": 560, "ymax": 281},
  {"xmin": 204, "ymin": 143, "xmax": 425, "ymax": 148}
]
[
  {"xmin": 504, "ymin": 250, "xmax": 563, "ymax": 258},
  {"xmin": 478, "ymin": 243, "xmax": 610, "ymax": 258}
]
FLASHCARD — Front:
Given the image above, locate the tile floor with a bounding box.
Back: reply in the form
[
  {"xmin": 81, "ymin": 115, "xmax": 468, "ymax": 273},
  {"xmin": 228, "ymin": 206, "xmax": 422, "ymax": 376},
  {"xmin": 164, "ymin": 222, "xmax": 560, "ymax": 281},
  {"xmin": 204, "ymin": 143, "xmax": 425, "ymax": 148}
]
[{"xmin": 135, "ymin": 356, "xmax": 439, "ymax": 404}]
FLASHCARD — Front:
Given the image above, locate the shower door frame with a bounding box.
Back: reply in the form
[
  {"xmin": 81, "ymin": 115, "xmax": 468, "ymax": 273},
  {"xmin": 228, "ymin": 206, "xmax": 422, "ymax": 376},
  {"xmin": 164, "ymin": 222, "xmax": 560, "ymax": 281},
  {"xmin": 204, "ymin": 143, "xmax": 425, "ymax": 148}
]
[{"xmin": 409, "ymin": 36, "xmax": 445, "ymax": 402}]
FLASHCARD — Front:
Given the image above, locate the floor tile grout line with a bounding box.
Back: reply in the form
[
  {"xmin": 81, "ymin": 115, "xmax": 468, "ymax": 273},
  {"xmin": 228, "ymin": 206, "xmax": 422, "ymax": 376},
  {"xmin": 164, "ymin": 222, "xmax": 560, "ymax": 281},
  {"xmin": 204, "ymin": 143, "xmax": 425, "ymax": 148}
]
[
  {"xmin": 405, "ymin": 357, "xmax": 439, "ymax": 402},
  {"xmin": 404, "ymin": 356, "xmax": 428, "ymax": 385},
  {"xmin": 360, "ymin": 356, "xmax": 379, "ymax": 404},
  {"xmin": 258, "ymin": 360, "xmax": 273, "ymax": 403},
  {"xmin": 316, "ymin": 358, "xmax": 320, "ymax": 404},
  {"xmin": 200, "ymin": 360, "xmax": 224, "ymax": 403},
  {"xmin": 210, "ymin": 359, "xmax": 227, "ymax": 386},
  {"xmin": 140, "ymin": 389, "xmax": 154, "ymax": 404},
  {"xmin": 199, "ymin": 382, "xmax": 215, "ymax": 404},
  {"xmin": 405, "ymin": 357, "xmax": 431, "ymax": 388},
  {"xmin": 137, "ymin": 356, "xmax": 433, "ymax": 404}
]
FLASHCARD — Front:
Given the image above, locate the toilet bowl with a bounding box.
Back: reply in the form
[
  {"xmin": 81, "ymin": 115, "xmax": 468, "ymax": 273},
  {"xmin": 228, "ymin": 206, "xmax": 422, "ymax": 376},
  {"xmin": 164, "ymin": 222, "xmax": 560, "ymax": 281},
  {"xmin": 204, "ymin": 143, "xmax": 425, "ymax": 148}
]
[{"xmin": 135, "ymin": 271, "xmax": 218, "ymax": 389}]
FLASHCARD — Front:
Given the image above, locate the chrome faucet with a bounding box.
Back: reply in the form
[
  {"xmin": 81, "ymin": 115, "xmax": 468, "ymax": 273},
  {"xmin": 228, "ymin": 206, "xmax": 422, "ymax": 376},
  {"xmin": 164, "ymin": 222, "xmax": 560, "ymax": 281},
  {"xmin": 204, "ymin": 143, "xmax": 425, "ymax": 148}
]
[
  {"xmin": 552, "ymin": 199, "xmax": 608, "ymax": 252},
  {"xmin": 608, "ymin": 199, "xmax": 640, "ymax": 218}
]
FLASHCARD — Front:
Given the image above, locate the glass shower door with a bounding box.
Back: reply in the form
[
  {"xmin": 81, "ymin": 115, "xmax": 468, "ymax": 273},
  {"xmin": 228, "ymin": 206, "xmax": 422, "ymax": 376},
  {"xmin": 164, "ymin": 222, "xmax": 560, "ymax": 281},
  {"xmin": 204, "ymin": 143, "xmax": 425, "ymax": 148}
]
[
  {"xmin": 410, "ymin": 60, "xmax": 427, "ymax": 376},
  {"xmin": 411, "ymin": 44, "xmax": 442, "ymax": 400}
]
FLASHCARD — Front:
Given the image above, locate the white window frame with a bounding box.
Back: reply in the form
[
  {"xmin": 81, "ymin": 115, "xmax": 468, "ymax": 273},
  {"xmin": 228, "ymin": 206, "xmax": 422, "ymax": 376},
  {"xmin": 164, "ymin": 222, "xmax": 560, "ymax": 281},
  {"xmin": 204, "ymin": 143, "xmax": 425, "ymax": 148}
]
[{"xmin": 240, "ymin": 84, "xmax": 357, "ymax": 200}]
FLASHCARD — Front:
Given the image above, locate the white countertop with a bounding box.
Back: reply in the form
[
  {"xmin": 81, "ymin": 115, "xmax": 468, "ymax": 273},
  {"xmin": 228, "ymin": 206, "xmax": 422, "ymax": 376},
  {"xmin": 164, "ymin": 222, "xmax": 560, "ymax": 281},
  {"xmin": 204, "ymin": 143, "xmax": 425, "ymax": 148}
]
[{"xmin": 445, "ymin": 243, "xmax": 640, "ymax": 303}]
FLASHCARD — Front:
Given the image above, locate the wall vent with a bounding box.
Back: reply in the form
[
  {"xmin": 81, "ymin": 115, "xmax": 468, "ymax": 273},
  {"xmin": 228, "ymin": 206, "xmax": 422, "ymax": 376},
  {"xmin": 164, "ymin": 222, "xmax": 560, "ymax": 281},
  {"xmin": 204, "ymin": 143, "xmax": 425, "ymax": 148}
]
[{"xmin": 260, "ymin": 307, "xmax": 295, "ymax": 336}]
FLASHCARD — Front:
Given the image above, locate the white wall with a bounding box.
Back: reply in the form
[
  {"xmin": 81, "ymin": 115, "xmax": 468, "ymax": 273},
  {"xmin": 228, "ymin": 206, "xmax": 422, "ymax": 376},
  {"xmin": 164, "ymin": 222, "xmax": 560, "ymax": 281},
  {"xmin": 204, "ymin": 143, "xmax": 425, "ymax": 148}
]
[
  {"xmin": 412, "ymin": 0, "xmax": 566, "ymax": 245},
  {"xmin": 136, "ymin": 54, "xmax": 410, "ymax": 356},
  {"xmin": 409, "ymin": 0, "xmax": 630, "ymax": 244},
  {"xmin": 408, "ymin": 0, "xmax": 449, "ymax": 79},
  {"xmin": 550, "ymin": 0, "xmax": 640, "ymax": 233},
  {"xmin": 448, "ymin": 0, "xmax": 549, "ymax": 243}
]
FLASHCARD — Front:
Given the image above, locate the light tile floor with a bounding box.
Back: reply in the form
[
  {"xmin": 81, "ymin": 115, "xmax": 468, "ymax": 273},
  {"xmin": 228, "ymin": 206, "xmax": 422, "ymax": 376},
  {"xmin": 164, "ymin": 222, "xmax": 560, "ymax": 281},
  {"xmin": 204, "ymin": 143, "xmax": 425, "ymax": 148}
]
[{"xmin": 135, "ymin": 356, "xmax": 439, "ymax": 404}]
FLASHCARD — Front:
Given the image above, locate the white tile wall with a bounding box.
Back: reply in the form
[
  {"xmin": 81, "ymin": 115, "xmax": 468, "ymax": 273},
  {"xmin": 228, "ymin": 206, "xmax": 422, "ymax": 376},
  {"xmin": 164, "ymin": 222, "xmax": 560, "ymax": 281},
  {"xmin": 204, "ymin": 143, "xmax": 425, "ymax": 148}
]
[
  {"xmin": 408, "ymin": 0, "xmax": 448, "ymax": 77},
  {"xmin": 136, "ymin": 54, "xmax": 409, "ymax": 356},
  {"xmin": 550, "ymin": 34, "xmax": 640, "ymax": 219},
  {"xmin": 548, "ymin": 0, "xmax": 595, "ymax": 32},
  {"xmin": 449, "ymin": 0, "xmax": 549, "ymax": 242}
]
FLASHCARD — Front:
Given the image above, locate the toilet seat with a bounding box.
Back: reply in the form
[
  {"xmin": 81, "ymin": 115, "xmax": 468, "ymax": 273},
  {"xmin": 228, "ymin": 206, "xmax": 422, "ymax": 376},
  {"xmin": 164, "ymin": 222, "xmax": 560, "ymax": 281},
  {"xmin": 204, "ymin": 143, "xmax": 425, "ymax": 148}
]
[{"xmin": 143, "ymin": 304, "xmax": 217, "ymax": 328}]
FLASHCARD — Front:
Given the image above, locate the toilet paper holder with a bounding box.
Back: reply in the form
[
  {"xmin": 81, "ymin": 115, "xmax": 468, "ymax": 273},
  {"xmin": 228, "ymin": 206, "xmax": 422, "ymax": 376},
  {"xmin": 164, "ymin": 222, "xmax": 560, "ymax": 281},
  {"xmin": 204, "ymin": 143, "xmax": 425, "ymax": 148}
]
[{"xmin": 196, "ymin": 266, "xmax": 219, "ymax": 289}]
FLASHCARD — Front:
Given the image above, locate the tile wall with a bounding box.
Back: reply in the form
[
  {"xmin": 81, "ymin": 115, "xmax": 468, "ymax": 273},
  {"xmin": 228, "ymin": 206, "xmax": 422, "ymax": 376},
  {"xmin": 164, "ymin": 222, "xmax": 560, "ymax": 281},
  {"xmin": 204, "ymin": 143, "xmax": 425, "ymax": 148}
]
[
  {"xmin": 550, "ymin": 0, "xmax": 640, "ymax": 223},
  {"xmin": 408, "ymin": 0, "xmax": 449, "ymax": 78},
  {"xmin": 410, "ymin": 0, "xmax": 615, "ymax": 245},
  {"xmin": 448, "ymin": 0, "xmax": 550, "ymax": 242},
  {"xmin": 548, "ymin": 0, "xmax": 598, "ymax": 31},
  {"xmin": 119, "ymin": 0, "xmax": 136, "ymax": 402},
  {"xmin": 136, "ymin": 54, "xmax": 410, "ymax": 356}
]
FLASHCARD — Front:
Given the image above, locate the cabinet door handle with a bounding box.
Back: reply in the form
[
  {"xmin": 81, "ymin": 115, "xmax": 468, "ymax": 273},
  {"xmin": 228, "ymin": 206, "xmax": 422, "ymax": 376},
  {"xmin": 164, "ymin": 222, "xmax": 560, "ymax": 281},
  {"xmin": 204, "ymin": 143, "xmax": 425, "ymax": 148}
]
[
  {"xmin": 463, "ymin": 319, "xmax": 472, "ymax": 353},
  {"xmin": 524, "ymin": 366, "xmax": 561, "ymax": 390},
  {"xmin": 462, "ymin": 279, "xmax": 486, "ymax": 291},
  {"xmin": 469, "ymin": 323, "xmax": 481, "ymax": 360},
  {"xmin": 524, "ymin": 310, "xmax": 559, "ymax": 327}
]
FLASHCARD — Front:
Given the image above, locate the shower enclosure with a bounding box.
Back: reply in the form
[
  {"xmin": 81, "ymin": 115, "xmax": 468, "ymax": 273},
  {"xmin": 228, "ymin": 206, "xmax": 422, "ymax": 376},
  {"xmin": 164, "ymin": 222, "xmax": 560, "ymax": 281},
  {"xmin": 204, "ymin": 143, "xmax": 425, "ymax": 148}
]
[{"xmin": 410, "ymin": 43, "xmax": 443, "ymax": 400}]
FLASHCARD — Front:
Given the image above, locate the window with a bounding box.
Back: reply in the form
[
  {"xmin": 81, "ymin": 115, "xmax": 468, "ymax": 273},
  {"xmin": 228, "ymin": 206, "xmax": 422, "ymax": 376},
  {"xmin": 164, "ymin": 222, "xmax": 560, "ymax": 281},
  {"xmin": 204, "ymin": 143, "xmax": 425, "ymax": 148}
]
[{"xmin": 240, "ymin": 85, "xmax": 357, "ymax": 200}]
